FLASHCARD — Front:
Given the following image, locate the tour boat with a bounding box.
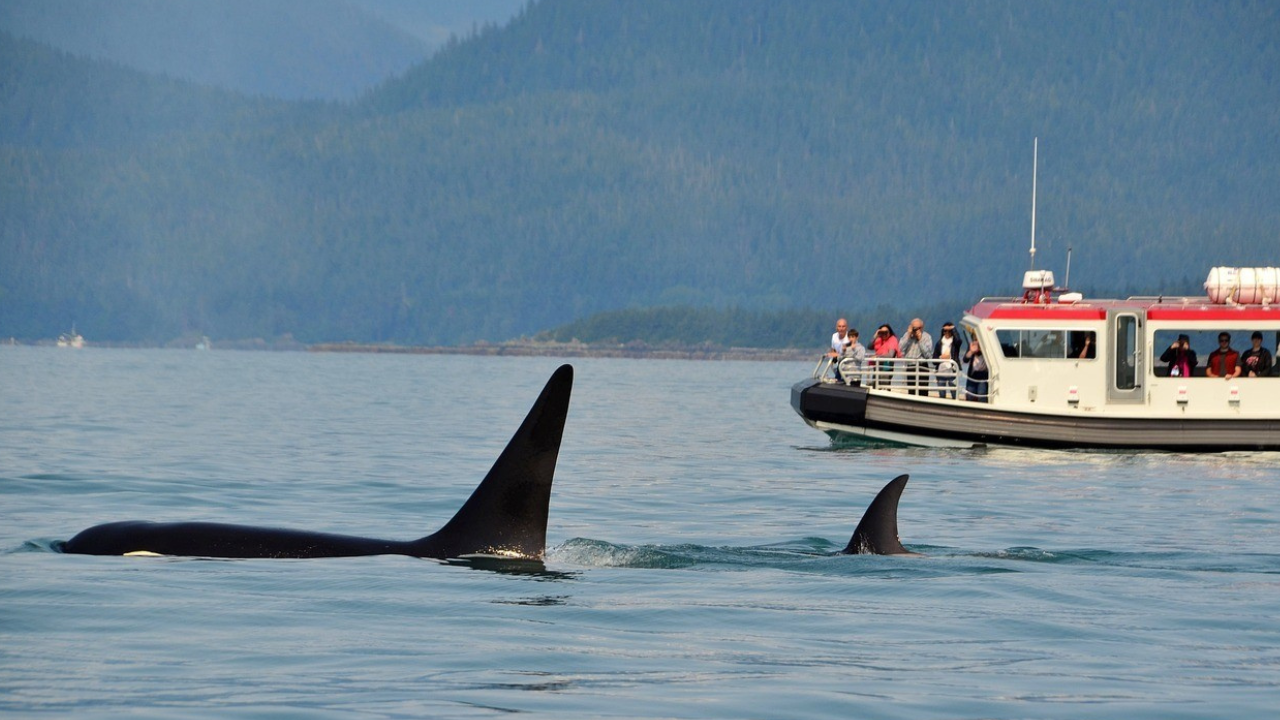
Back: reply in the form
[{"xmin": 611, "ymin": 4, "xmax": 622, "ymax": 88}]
[{"xmin": 791, "ymin": 266, "xmax": 1280, "ymax": 451}]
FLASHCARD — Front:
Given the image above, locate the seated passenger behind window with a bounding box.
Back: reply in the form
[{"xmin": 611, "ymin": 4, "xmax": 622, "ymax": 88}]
[
  {"xmin": 1075, "ymin": 332, "xmax": 1096, "ymax": 359},
  {"xmin": 1159, "ymin": 334, "xmax": 1197, "ymax": 378},
  {"xmin": 1240, "ymin": 331, "xmax": 1273, "ymax": 377},
  {"xmin": 1206, "ymin": 333, "xmax": 1241, "ymax": 380}
]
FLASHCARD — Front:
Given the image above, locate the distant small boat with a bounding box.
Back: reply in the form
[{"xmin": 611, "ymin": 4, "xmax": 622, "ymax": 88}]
[{"xmin": 56, "ymin": 327, "xmax": 85, "ymax": 348}]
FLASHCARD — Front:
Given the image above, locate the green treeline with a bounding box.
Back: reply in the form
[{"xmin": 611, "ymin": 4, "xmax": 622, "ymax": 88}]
[{"xmin": 2, "ymin": 1, "xmax": 1277, "ymax": 346}]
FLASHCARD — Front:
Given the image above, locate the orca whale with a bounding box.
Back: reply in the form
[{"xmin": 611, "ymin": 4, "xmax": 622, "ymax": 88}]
[
  {"xmin": 841, "ymin": 474, "xmax": 919, "ymax": 555},
  {"xmin": 61, "ymin": 364, "xmax": 574, "ymax": 560}
]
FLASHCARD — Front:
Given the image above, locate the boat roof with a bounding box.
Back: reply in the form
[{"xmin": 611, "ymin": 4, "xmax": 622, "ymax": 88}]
[{"xmin": 968, "ymin": 296, "xmax": 1280, "ymax": 323}]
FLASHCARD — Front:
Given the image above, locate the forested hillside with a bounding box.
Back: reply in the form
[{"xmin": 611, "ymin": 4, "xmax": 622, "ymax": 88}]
[{"xmin": 2, "ymin": 1, "xmax": 1277, "ymax": 346}]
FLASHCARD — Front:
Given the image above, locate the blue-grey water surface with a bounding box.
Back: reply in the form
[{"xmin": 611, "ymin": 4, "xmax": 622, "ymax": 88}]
[{"xmin": 2, "ymin": 347, "xmax": 1278, "ymax": 719}]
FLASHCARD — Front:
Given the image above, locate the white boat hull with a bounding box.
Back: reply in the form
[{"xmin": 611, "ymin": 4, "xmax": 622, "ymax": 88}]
[{"xmin": 792, "ymin": 379, "xmax": 1280, "ymax": 451}]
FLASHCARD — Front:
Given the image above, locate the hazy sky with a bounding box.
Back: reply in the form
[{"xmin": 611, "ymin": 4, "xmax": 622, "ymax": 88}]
[{"xmin": 0, "ymin": 0, "xmax": 528, "ymax": 99}]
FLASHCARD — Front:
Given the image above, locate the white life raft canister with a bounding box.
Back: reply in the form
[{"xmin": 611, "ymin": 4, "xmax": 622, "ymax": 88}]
[{"xmin": 1204, "ymin": 266, "xmax": 1279, "ymax": 305}]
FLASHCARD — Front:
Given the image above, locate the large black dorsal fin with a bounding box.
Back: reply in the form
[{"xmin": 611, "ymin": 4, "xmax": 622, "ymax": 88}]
[
  {"xmin": 842, "ymin": 474, "xmax": 913, "ymax": 555},
  {"xmin": 413, "ymin": 364, "xmax": 573, "ymax": 560}
]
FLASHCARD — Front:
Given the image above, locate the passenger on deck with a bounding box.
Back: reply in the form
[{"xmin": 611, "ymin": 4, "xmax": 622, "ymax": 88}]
[
  {"xmin": 826, "ymin": 318, "xmax": 855, "ymax": 382},
  {"xmin": 899, "ymin": 318, "xmax": 934, "ymax": 396},
  {"xmin": 1159, "ymin": 334, "xmax": 1198, "ymax": 378},
  {"xmin": 964, "ymin": 337, "xmax": 989, "ymax": 402},
  {"xmin": 1206, "ymin": 333, "xmax": 1242, "ymax": 380},
  {"xmin": 837, "ymin": 328, "xmax": 867, "ymax": 384},
  {"xmin": 1240, "ymin": 331, "xmax": 1273, "ymax": 378},
  {"xmin": 871, "ymin": 324, "xmax": 900, "ymax": 389},
  {"xmin": 932, "ymin": 322, "xmax": 964, "ymax": 399},
  {"xmin": 829, "ymin": 316, "xmax": 849, "ymax": 366}
]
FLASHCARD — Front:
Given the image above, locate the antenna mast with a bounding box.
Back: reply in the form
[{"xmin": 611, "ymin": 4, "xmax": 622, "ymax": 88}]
[{"xmin": 1029, "ymin": 137, "xmax": 1038, "ymax": 271}]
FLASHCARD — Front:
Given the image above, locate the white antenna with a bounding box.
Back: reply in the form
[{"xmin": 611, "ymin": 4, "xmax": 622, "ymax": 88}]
[{"xmin": 1029, "ymin": 137, "xmax": 1038, "ymax": 271}]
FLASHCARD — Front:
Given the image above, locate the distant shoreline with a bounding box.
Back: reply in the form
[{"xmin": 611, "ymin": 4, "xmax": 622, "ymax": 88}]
[
  {"xmin": 308, "ymin": 341, "xmax": 814, "ymax": 362},
  {"xmin": 6, "ymin": 337, "xmax": 817, "ymax": 361}
]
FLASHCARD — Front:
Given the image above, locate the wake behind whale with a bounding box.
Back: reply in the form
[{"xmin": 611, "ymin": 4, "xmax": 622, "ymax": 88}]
[
  {"xmin": 551, "ymin": 474, "xmax": 922, "ymax": 569},
  {"xmin": 60, "ymin": 364, "xmax": 574, "ymax": 561}
]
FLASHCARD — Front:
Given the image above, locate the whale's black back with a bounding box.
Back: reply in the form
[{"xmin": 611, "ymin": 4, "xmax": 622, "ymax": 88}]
[{"xmin": 62, "ymin": 364, "xmax": 574, "ymax": 560}]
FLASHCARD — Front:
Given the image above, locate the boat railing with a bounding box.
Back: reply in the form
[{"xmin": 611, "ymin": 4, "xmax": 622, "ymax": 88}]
[{"xmin": 813, "ymin": 355, "xmax": 991, "ymax": 400}]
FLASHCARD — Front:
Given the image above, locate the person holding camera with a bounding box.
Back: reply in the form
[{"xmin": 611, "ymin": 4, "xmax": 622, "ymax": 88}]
[
  {"xmin": 1160, "ymin": 334, "xmax": 1198, "ymax": 378},
  {"xmin": 900, "ymin": 318, "xmax": 934, "ymax": 396},
  {"xmin": 964, "ymin": 337, "xmax": 989, "ymax": 402},
  {"xmin": 870, "ymin": 324, "xmax": 900, "ymax": 389}
]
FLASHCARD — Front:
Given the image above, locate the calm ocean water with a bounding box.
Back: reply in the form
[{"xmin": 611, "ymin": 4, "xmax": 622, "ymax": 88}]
[{"xmin": 2, "ymin": 347, "xmax": 1278, "ymax": 719}]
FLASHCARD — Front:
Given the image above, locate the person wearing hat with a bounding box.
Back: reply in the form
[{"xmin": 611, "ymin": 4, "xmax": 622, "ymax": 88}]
[
  {"xmin": 1240, "ymin": 331, "xmax": 1274, "ymax": 377},
  {"xmin": 1160, "ymin": 334, "xmax": 1198, "ymax": 378}
]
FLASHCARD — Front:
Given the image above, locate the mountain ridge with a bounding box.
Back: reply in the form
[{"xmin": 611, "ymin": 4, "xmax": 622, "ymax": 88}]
[
  {"xmin": 2, "ymin": 0, "xmax": 1276, "ymax": 345},
  {"xmin": 0, "ymin": 0, "xmax": 525, "ymax": 101}
]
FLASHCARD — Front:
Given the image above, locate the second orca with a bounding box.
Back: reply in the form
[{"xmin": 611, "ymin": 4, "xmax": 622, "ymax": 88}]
[{"xmin": 841, "ymin": 474, "xmax": 920, "ymax": 556}]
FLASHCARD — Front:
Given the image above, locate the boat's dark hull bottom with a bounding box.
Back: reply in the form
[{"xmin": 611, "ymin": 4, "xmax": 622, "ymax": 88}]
[{"xmin": 791, "ymin": 379, "xmax": 1280, "ymax": 451}]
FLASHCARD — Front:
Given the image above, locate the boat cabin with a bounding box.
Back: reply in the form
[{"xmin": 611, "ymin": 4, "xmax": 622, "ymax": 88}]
[{"xmin": 960, "ymin": 268, "xmax": 1280, "ymax": 418}]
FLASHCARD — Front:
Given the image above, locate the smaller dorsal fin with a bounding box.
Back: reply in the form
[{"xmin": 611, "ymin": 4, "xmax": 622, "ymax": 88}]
[{"xmin": 842, "ymin": 474, "xmax": 913, "ymax": 555}]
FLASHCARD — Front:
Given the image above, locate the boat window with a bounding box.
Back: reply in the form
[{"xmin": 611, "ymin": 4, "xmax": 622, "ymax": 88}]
[
  {"xmin": 1068, "ymin": 330, "xmax": 1097, "ymax": 359},
  {"xmin": 1152, "ymin": 329, "xmax": 1280, "ymax": 377},
  {"xmin": 993, "ymin": 329, "xmax": 1096, "ymax": 360}
]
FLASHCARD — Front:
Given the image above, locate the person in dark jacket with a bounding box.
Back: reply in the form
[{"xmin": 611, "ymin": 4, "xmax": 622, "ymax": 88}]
[
  {"xmin": 964, "ymin": 336, "xmax": 989, "ymax": 402},
  {"xmin": 1240, "ymin": 331, "xmax": 1274, "ymax": 377},
  {"xmin": 932, "ymin": 321, "xmax": 965, "ymax": 399},
  {"xmin": 1160, "ymin": 334, "xmax": 1198, "ymax": 378}
]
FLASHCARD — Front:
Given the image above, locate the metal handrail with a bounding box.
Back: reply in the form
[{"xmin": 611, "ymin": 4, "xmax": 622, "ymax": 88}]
[{"xmin": 813, "ymin": 355, "xmax": 991, "ymax": 400}]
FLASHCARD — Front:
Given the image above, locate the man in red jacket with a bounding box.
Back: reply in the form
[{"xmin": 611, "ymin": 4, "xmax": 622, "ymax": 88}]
[{"xmin": 1206, "ymin": 332, "xmax": 1241, "ymax": 380}]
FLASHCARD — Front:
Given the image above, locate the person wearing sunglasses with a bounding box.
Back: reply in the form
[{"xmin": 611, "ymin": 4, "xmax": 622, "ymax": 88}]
[{"xmin": 1206, "ymin": 333, "xmax": 1242, "ymax": 380}]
